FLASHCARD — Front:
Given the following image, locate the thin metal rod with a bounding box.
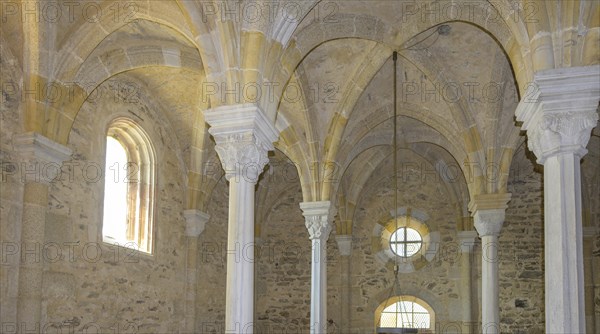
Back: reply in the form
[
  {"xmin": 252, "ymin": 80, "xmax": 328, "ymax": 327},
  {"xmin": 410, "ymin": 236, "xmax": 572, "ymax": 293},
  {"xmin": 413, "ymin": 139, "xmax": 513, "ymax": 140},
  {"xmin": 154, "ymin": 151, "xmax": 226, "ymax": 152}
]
[
  {"xmin": 393, "ymin": 51, "xmax": 398, "ymax": 272},
  {"xmin": 376, "ymin": 51, "xmax": 401, "ymax": 330}
]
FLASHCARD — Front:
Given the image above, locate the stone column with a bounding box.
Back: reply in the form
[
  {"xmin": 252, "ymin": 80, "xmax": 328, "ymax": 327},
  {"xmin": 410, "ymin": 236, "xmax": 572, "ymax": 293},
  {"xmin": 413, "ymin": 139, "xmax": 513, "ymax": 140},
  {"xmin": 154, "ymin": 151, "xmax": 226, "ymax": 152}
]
[
  {"xmin": 183, "ymin": 209, "xmax": 210, "ymax": 334},
  {"xmin": 457, "ymin": 230, "xmax": 477, "ymax": 333},
  {"xmin": 335, "ymin": 235, "xmax": 352, "ymax": 333},
  {"xmin": 14, "ymin": 132, "xmax": 72, "ymax": 331},
  {"xmin": 469, "ymin": 193, "xmax": 511, "ymax": 334},
  {"xmin": 203, "ymin": 104, "xmax": 278, "ymax": 333},
  {"xmin": 300, "ymin": 201, "xmax": 333, "ymax": 334},
  {"xmin": 516, "ymin": 65, "xmax": 599, "ymax": 334}
]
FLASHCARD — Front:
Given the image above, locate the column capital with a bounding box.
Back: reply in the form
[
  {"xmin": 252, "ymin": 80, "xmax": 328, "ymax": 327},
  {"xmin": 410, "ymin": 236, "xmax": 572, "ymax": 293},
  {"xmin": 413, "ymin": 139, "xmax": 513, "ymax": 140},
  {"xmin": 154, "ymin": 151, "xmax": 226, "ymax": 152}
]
[
  {"xmin": 183, "ymin": 209, "xmax": 210, "ymax": 237},
  {"xmin": 516, "ymin": 65, "xmax": 600, "ymax": 164},
  {"xmin": 203, "ymin": 104, "xmax": 279, "ymax": 182},
  {"xmin": 335, "ymin": 235, "xmax": 352, "ymax": 256},
  {"xmin": 13, "ymin": 132, "xmax": 72, "ymax": 183},
  {"xmin": 469, "ymin": 193, "xmax": 511, "ymax": 237},
  {"xmin": 457, "ymin": 230, "xmax": 478, "ymax": 253},
  {"xmin": 300, "ymin": 201, "xmax": 333, "ymax": 241}
]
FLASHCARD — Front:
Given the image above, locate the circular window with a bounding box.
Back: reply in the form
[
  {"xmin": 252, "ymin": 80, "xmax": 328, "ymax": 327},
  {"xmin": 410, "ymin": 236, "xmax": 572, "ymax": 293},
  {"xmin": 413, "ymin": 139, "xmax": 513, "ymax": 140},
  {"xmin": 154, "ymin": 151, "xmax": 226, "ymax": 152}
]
[{"xmin": 390, "ymin": 227, "xmax": 422, "ymax": 257}]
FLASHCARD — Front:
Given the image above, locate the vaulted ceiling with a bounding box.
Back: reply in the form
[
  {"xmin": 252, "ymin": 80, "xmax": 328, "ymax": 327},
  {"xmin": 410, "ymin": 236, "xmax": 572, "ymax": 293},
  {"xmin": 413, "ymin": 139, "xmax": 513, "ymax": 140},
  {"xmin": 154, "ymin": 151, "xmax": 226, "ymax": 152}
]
[{"xmin": 4, "ymin": 0, "xmax": 599, "ymax": 228}]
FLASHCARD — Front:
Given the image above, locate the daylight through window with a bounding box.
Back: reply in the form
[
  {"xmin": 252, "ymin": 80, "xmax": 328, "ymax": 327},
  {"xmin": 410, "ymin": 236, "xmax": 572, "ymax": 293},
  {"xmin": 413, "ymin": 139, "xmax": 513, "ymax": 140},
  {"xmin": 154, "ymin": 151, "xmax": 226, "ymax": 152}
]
[{"xmin": 102, "ymin": 118, "xmax": 155, "ymax": 254}]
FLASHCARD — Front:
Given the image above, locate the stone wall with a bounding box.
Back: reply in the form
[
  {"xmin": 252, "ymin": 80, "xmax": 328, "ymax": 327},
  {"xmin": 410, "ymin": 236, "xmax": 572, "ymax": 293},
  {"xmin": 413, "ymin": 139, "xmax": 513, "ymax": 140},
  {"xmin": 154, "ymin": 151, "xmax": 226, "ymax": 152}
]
[
  {"xmin": 497, "ymin": 147, "xmax": 545, "ymax": 333},
  {"xmin": 254, "ymin": 174, "xmax": 311, "ymax": 333},
  {"xmin": 329, "ymin": 150, "xmax": 464, "ymax": 333},
  {"xmin": 39, "ymin": 76, "xmax": 189, "ymax": 333},
  {"xmin": 194, "ymin": 176, "xmax": 228, "ymax": 333},
  {"xmin": 0, "ymin": 38, "xmax": 25, "ymax": 327}
]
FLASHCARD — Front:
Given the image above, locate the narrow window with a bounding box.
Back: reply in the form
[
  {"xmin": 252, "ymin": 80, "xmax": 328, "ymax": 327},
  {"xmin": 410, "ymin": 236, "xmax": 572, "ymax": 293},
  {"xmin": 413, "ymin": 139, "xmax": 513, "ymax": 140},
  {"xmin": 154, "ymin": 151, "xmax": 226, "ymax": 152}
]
[{"xmin": 102, "ymin": 118, "xmax": 155, "ymax": 254}]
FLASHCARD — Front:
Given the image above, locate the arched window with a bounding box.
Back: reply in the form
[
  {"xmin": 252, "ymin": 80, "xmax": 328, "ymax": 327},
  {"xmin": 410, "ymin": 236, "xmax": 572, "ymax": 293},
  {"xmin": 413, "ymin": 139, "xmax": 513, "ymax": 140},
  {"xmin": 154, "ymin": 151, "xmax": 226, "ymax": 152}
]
[
  {"xmin": 102, "ymin": 118, "xmax": 155, "ymax": 254},
  {"xmin": 375, "ymin": 296, "xmax": 434, "ymax": 332}
]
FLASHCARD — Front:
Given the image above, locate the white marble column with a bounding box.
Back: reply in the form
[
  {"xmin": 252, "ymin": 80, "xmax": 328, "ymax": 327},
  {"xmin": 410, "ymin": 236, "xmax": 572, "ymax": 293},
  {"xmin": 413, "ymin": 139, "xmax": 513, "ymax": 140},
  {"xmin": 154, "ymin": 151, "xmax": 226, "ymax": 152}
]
[
  {"xmin": 14, "ymin": 132, "xmax": 72, "ymax": 330},
  {"xmin": 470, "ymin": 193, "xmax": 511, "ymax": 334},
  {"xmin": 516, "ymin": 65, "xmax": 599, "ymax": 334},
  {"xmin": 457, "ymin": 230, "xmax": 477, "ymax": 333},
  {"xmin": 301, "ymin": 201, "xmax": 333, "ymax": 334},
  {"xmin": 183, "ymin": 209, "xmax": 210, "ymax": 334},
  {"xmin": 335, "ymin": 235, "xmax": 352, "ymax": 333},
  {"xmin": 203, "ymin": 104, "xmax": 278, "ymax": 333}
]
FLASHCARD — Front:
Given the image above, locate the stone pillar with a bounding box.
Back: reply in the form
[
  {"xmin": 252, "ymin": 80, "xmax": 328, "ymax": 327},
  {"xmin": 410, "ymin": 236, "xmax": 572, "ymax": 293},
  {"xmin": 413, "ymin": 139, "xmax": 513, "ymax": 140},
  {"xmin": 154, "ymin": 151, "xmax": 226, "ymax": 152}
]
[
  {"xmin": 516, "ymin": 65, "xmax": 599, "ymax": 334},
  {"xmin": 203, "ymin": 104, "xmax": 278, "ymax": 333},
  {"xmin": 13, "ymin": 132, "xmax": 72, "ymax": 331},
  {"xmin": 335, "ymin": 235, "xmax": 352, "ymax": 333},
  {"xmin": 301, "ymin": 201, "xmax": 333, "ymax": 334},
  {"xmin": 183, "ymin": 209, "xmax": 210, "ymax": 334},
  {"xmin": 469, "ymin": 193, "xmax": 511, "ymax": 334},
  {"xmin": 457, "ymin": 230, "xmax": 477, "ymax": 333}
]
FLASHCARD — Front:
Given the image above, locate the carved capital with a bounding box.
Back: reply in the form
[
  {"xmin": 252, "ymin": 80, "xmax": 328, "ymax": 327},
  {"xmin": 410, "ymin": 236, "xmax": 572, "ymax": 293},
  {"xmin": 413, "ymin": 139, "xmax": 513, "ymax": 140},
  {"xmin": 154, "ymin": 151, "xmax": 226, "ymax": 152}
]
[
  {"xmin": 469, "ymin": 193, "xmax": 510, "ymax": 237},
  {"xmin": 212, "ymin": 133, "xmax": 272, "ymax": 181},
  {"xmin": 473, "ymin": 209, "xmax": 505, "ymax": 237},
  {"xmin": 183, "ymin": 209, "xmax": 210, "ymax": 237},
  {"xmin": 13, "ymin": 132, "xmax": 72, "ymax": 183},
  {"xmin": 300, "ymin": 201, "xmax": 333, "ymax": 241},
  {"xmin": 457, "ymin": 230, "xmax": 478, "ymax": 253},
  {"xmin": 516, "ymin": 66, "xmax": 600, "ymax": 164},
  {"xmin": 203, "ymin": 104, "xmax": 279, "ymax": 182}
]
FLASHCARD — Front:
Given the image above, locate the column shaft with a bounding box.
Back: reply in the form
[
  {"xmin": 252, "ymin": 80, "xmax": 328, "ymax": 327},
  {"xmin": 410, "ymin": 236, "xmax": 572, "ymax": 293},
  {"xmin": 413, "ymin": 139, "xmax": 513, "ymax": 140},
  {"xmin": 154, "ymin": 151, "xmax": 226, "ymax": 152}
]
[
  {"xmin": 457, "ymin": 230, "xmax": 476, "ymax": 333},
  {"xmin": 226, "ymin": 179, "xmax": 255, "ymax": 332},
  {"xmin": 339, "ymin": 256, "xmax": 351, "ymax": 333},
  {"xmin": 470, "ymin": 195, "xmax": 510, "ymax": 334},
  {"xmin": 544, "ymin": 153, "xmax": 585, "ymax": 333},
  {"xmin": 301, "ymin": 201, "xmax": 333, "ymax": 334},
  {"xmin": 515, "ymin": 65, "xmax": 599, "ymax": 333},
  {"xmin": 184, "ymin": 237, "xmax": 199, "ymax": 333},
  {"xmin": 17, "ymin": 182, "xmax": 48, "ymax": 329},
  {"xmin": 310, "ymin": 237, "xmax": 327, "ymax": 332},
  {"xmin": 14, "ymin": 132, "xmax": 72, "ymax": 331},
  {"xmin": 480, "ymin": 234, "xmax": 499, "ymax": 333},
  {"xmin": 202, "ymin": 104, "xmax": 278, "ymax": 334}
]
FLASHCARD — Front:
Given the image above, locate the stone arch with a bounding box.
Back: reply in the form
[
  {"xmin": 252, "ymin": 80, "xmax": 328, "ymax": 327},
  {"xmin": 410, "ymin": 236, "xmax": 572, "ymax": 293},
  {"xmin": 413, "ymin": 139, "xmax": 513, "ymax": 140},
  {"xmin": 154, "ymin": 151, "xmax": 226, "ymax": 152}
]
[
  {"xmin": 55, "ymin": 11, "xmax": 202, "ymax": 83},
  {"xmin": 336, "ymin": 142, "xmax": 468, "ymax": 232}
]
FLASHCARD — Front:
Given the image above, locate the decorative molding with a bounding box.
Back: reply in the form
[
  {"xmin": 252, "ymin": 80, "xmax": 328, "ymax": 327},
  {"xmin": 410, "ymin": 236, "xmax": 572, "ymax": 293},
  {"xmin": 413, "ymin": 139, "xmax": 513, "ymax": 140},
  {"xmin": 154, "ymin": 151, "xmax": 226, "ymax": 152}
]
[
  {"xmin": 13, "ymin": 132, "xmax": 72, "ymax": 165},
  {"xmin": 516, "ymin": 65, "xmax": 600, "ymax": 164},
  {"xmin": 13, "ymin": 132, "xmax": 72, "ymax": 183},
  {"xmin": 183, "ymin": 209, "xmax": 210, "ymax": 237},
  {"xmin": 335, "ymin": 235, "xmax": 352, "ymax": 256},
  {"xmin": 202, "ymin": 104, "xmax": 279, "ymax": 181},
  {"xmin": 300, "ymin": 201, "xmax": 333, "ymax": 241},
  {"xmin": 468, "ymin": 193, "xmax": 512, "ymax": 213}
]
